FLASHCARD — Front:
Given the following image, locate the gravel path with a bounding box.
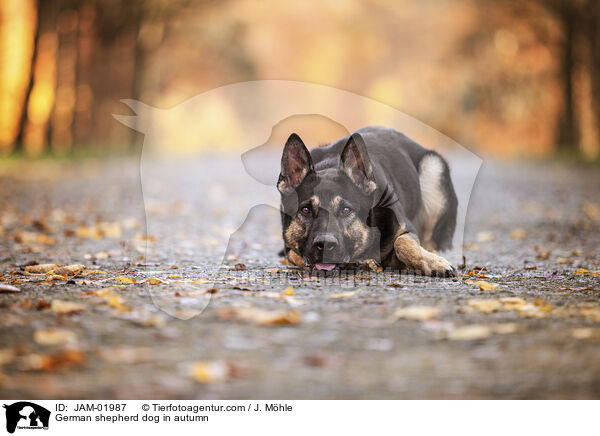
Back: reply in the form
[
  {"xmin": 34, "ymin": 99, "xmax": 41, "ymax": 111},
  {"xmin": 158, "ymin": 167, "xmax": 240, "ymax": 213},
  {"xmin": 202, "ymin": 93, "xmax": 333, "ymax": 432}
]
[{"xmin": 1, "ymin": 156, "xmax": 599, "ymax": 399}]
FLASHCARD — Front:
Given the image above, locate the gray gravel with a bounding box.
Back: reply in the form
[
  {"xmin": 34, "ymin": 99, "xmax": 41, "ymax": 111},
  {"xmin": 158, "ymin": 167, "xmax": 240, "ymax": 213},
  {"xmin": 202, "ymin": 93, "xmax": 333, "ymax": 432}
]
[{"xmin": 0, "ymin": 156, "xmax": 599, "ymax": 399}]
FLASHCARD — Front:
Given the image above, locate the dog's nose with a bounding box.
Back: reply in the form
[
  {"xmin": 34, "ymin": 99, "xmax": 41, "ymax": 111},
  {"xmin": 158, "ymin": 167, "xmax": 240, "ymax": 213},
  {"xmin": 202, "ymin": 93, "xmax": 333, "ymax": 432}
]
[{"xmin": 313, "ymin": 233, "xmax": 339, "ymax": 253}]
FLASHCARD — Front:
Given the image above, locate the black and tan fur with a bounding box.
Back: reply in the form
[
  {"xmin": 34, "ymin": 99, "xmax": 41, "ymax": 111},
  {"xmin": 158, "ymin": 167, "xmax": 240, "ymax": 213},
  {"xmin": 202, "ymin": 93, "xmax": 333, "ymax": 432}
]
[{"xmin": 278, "ymin": 126, "xmax": 457, "ymax": 276}]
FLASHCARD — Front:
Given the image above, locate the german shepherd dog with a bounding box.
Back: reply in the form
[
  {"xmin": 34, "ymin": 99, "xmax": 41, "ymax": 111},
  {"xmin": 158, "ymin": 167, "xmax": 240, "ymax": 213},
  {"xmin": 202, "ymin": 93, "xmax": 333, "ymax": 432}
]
[{"xmin": 277, "ymin": 126, "xmax": 457, "ymax": 276}]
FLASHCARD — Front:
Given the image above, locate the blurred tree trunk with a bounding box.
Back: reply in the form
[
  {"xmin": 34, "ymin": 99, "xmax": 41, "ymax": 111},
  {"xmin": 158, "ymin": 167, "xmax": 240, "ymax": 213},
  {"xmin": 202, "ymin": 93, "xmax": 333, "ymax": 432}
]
[
  {"xmin": 588, "ymin": 0, "xmax": 600, "ymax": 147},
  {"xmin": 554, "ymin": 1, "xmax": 579, "ymax": 152},
  {"xmin": 15, "ymin": 0, "xmax": 49, "ymax": 152}
]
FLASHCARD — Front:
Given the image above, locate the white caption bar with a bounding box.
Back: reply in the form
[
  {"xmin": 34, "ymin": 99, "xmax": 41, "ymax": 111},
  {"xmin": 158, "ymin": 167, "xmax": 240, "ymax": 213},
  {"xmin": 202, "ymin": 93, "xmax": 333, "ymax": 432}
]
[{"xmin": 0, "ymin": 400, "xmax": 598, "ymax": 435}]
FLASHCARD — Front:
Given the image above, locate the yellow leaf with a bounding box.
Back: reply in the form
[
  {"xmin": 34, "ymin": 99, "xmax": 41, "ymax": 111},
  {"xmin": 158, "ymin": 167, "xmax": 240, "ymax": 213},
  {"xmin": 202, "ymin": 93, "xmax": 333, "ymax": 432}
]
[
  {"xmin": 51, "ymin": 299, "xmax": 85, "ymax": 314},
  {"xmin": 144, "ymin": 277, "xmax": 163, "ymax": 285},
  {"xmin": 48, "ymin": 264, "xmax": 86, "ymax": 276},
  {"xmin": 115, "ymin": 276, "xmax": 136, "ymax": 284},
  {"xmin": 466, "ymin": 299, "xmax": 502, "ymax": 314},
  {"xmin": 34, "ymin": 328, "xmax": 77, "ymax": 345},
  {"xmin": 574, "ymin": 269, "xmax": 589, "ymax": 275},
  {"xmin": 25, "ymin": 263, "xmax": 60, "ymax": 273},
  {"xmin": 283, "ymin": 286, "xmax": 295, "ymax": 296},
  {"xmin": 511, "ymin": 228, "xmax": 527, "ymax": 239},
  {"xmin": 492, "ymin": 323, "xmax": 519, "ymax": 334},
  {"xmin": 191, "ymin": 360, "xmax": 228, "ymax": 383},
  {"xmin": 466, "ymin": 280, "xmax": 499, "ymax": 291},
  {"xmin": 216, "ymin": 306, "xmax": 301, "ymax": 326},
  {"xmin": 365, "ymin": 259, "xmax": 383, "ymax": 273},
  {"xmin": 393, "ymin": 306, "xmax": 442, "ymax": 321},
  {"xmin": 476, "ymin": 231, "xmax": 495, "ymax": 242},
  {"xmin": 448, "ymin": 325, "xmax": 491, "ymax": 341},
  {"xmin": 571, "ymin": 328, "xmax": 594, "ymax": 339}
]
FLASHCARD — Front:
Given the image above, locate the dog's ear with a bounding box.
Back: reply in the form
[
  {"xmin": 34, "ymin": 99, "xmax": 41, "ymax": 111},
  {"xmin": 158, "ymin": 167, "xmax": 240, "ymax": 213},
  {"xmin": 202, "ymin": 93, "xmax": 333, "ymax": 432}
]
[
  {"xmin": 340, "ymin": 133, "xmax": 376, "ymax": 193},
  {"xmin": 278, "ymin": 133, "xmax": 314, "ymax": 193}
]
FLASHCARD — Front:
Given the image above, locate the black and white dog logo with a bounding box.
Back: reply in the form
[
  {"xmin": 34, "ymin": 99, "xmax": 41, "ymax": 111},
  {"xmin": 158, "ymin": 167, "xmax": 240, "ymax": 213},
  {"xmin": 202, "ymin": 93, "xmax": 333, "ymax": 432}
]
[{"xmin": 3, "ymin": 402, "xmax": 50, "ymax": 433}]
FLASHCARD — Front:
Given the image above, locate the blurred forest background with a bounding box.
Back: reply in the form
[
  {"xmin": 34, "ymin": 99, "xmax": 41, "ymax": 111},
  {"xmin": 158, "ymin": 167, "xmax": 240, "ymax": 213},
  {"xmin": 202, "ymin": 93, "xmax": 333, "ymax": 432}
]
[{"xmin": 0, "ymin": 0, "xmax": 599, "ymax": 159}]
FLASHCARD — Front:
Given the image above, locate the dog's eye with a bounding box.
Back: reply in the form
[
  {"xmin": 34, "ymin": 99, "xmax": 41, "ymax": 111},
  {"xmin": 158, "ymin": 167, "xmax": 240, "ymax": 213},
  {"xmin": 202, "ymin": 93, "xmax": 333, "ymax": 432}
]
[
  {"xmin": 342, "ymin": 206, "xmax": 352, "ymax": 215},
  {"xmin": 300, "ymin": 206, "xmax": 312, "ymax": 215}
]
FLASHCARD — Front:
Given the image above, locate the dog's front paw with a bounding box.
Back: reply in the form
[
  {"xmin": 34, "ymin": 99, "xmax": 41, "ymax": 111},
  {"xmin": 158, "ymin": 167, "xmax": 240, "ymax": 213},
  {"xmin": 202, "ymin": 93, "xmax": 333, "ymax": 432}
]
[{"xmin": 421, "ymin": 252, "xmax": 456, "ymax": 277}]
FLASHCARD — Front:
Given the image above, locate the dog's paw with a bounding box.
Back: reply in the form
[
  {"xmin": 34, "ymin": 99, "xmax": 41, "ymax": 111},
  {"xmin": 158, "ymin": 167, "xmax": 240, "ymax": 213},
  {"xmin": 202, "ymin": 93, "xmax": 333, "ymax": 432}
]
[{"xmin": 421, "ymin": 252, "xmax": 456, "ymax": 277}]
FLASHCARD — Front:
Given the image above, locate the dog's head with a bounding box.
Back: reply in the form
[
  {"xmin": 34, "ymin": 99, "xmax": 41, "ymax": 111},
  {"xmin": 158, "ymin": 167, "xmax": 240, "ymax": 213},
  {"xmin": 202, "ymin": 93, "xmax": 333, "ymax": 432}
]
[{"xmin": 278, "ymin": 133, "xmax": 379, "ymax": 271}]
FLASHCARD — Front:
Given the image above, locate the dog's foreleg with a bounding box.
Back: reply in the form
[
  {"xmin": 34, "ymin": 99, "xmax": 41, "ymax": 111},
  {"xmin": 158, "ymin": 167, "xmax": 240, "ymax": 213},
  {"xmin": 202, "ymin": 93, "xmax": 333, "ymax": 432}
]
[
  {"xmin": 287, "ymin": 249, "xmax": 307, "ymax": 268},
  {"xmin": 393, "ymin": 231, "xmax": 456, "ymax": 277}
]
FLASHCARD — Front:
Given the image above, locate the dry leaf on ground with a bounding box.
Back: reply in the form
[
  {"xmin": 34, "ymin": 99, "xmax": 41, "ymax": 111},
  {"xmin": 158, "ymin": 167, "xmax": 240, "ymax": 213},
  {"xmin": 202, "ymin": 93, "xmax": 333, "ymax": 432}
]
[
  {"xmin": 34, "ymin": 328, "xmax": 77, "ymax": 345},
  {"xmin": 465, "ymin": 280, "xmax": 499, "ymax": 291},
  {"xmin": 511, "ymin": 228, "xmax": 527, "ymax": 239},
  {"xmin": 571, "ymin": 328, "xmax": 595, "ymax": 339},
  {"xmin": 115, "ymin": 276, "xmax": 136, "ymax": 284},
  {"xmin": 476, "ymin": 231, "xmax": 495, "ymax": 242},
  {"xmin": 51, "ymin": 299, "xmax": 85, "ymax": 314},
  {"xmin": 24, "ymin": 263, "xmax": 60, "ymax": 273},
  {"xmin": 191, "ymin": 360, "xmax": 229, "ymax": 383},
  {"xmin": 466, "ymin": 299, "xmax": 502, "ymax": 314},
  {"xmin": 0, "ymin": 284, "xmax": 20, "ymax": 293},
  {"xmin": 365, "ymin": 259, "xmax": 383, "ymax": 273},
  {"xmin": 330, "ymin": 291, "xmax": 357, "ymax": 298},
  {"xmin": 49, "ymin": 264, "xmax": 86, "ymax": 276},
  {"xmin": 216, "ymin": 306, "xmax": 301, "ymax": 326},
  {"xmin": 97, "ymin": 346, "xmax": 154, "ymax": 364},
  {"xmin": 447, "ymin": 324, "xmax": 491, "ymax": 341},
  {"xmin": 393, "ymin": 306, "xmax": 442, "ymax": 321}
]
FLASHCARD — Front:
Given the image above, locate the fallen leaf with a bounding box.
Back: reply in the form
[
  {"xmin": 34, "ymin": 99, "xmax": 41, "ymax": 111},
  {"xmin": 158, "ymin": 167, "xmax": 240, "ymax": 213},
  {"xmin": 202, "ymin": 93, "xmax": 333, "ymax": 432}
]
[
  {"xmin": 556, "ymin": 257, "xmax": 573, "ymax": 265},
  {"xmin": 234, "ymin": 263, "xmax": 247, "ymax": 271},
  {"xmin": 94, "ymin": 288, "xmax": 127, "ymax": 311},
  {"xmin": 476, "ymin": 231, "xmax": 495, "ymax": 242},
  {"xmin": 571, "ymin": 328, "xmax": 594, "ymax": 339},
  {"xmin": 447, "ymin": 324, "xmax": 491, "ymax": 341},
  {"xmin": 466, "ymin": 280, "xmax": 499, "ymax": 291},
  {"xmin": 51, "ymin": 299, "xmax": 85, "ymax": 314},
  {"xmin": 144, "ymin": 277, "xmax": 163, "ymax": 285},
  {"xmin": 365, "ymin": 259, "xmax": 383, "ymax": 273},
  {"xmin": 123, "ymin": 311, "xmax": 167, "ymax": 327},
  {"xmin": 463, "ymin": 243, "xmax": 480, "ymax": 251},
  {"xmin": 579, "ymin": 307, "xmax": 600, "ymax": 322},
  {"xmin": 191, "ymin": 360, "xmax": 229, "ymax": 383},
  {"xmin": 574, "ymin": 268, "xmax": 589, "ymax": 275},
  {"xmin": 466, "ymin": 299, "xmax": 502, "ymax": 314},
  {"xmin": 80, "ymin": 269, "xmax": 106, "ymax": 275},
  {"xmin": 492, "ymin": 323, "xmax": 520, "ymax": 334},
  {"xmin": 24, "ymin": 263, "xmax": 60, "ymax": 273},
  {"xmin": 0, "ymin": 349, "xmax": 15, "ymax": 366},
  {"xmin": 536, "ymin": 251, "xmax": 550, "ymax": 260},
  {"xmin": 21, "ymin": 349, "xmax": 86, "ymax": 371},
  {"xmin": 511, "ymin": 228, "xmax": 527, "ymax": 239},
  {"xmin": 582, "ymin": 202, "xmax": 599, "ymax": 221},
  {"xmin": 393, "ymin": 306, "xmax": 442, "ymax": 321},
  {"xmin": 115, "ymin": 276, "xmax": 136, "ymax": 284},
  {"xmin": 0, "ymin": 284, "xmax": 20, "ymax": 293},
  {"xmin": 330, "ymin": 291, "xmax": 357, "ymax": 298},
  {"xmin": 34, "ymin": 328, "xmax": 77, "ymax": 345},
  {"xmin": 216, "ymin": 306, "xmax": 301, "ymax": 326},
  {"xmin": 283, "ymin": 286, "xmax": 295, "ymax": 296},
  {"xmin": 49, "ymin": 264, "xmax": 86, "ymax": 276},
  {"xmin": 97, "ymin": 346, "xmax": 154, "ymax": 364}
]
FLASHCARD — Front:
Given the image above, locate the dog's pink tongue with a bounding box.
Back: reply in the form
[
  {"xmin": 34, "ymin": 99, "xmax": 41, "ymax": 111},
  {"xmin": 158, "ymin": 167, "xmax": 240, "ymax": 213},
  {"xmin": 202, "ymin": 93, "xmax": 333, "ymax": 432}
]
[{"xmin": 315, "ymin": 263, "xmax": 336, "ymax": 271}]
